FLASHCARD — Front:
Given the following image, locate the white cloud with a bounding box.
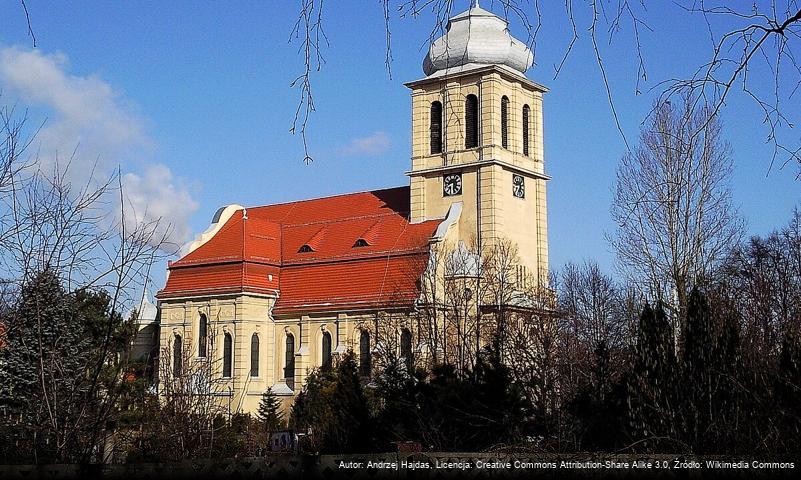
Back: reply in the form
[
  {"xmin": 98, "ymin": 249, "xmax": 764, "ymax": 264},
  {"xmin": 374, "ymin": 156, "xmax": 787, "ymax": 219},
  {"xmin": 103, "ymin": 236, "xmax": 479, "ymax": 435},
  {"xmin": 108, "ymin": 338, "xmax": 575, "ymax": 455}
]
[
  {"xmin": 122, "ymin": 165, "xmax": 198, "ymax": 248},
  {"xmin": 338, "ymin": 131, "xmax": 390, "ymax": 156},
  {"xmin": 0, "ymin": 46, "xmax": 197, "ymax": 248}
]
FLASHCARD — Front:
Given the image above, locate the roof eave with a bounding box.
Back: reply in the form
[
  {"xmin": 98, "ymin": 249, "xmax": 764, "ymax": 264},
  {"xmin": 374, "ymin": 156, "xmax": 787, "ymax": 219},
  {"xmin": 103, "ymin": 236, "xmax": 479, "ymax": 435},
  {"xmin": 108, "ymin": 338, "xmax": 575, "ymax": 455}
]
[{"xmin": 405, "ymin": 64, "xmax": 548, "ymax": 92}]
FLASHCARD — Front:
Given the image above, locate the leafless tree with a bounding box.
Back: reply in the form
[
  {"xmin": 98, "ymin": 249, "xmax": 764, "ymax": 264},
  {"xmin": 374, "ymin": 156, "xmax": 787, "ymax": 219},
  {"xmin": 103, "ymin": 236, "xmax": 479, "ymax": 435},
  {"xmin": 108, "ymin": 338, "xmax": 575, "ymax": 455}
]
[
  {"xmin": 555, "ymin": 262, "xmax": 632, "ymax": 413},
  {"xmin": 501, "ymin": 280, "xmax": 559, "ymax": 421},
  {"xmin": 610, "ymin": 96, "xmax": 743, "ymax": 323},
  {"xmin": 143, "ymin": 328, "xmax": 235, "ymax": 460},
  {"xmin": 721, "ymin": 209, "xmax": 801, "ymax": 356},
  {"xmin": 0, "ymin": 104, "xmax": 172, "ymax": 463}
]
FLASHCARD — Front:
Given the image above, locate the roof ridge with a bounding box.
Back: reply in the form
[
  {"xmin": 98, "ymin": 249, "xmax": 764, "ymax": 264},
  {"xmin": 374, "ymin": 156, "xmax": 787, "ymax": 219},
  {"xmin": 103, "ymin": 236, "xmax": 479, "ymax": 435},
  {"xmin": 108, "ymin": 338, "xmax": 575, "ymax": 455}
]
[
  {"xmin": 282, "ymin": 211, "xmax": 403, "ymax": 228},
  {"xmin": 247, "ymin": 185, "xmax": 408, "ymax": 210}
]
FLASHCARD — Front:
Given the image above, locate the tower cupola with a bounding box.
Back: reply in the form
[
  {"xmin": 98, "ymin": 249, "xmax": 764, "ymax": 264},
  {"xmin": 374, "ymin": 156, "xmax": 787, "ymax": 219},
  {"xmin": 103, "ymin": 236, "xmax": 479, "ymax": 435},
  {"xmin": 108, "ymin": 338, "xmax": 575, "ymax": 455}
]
[{"xmin": 423, "ymin": 2, "xmax": 534, "ymax": 77}]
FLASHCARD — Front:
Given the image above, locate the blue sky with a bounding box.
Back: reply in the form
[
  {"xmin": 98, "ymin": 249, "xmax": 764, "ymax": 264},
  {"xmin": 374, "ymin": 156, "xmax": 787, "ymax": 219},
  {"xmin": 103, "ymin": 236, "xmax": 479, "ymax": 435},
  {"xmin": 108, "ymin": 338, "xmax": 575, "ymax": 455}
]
[{"xmin": 1, "ymin": 1, "xmax": 798, "ymax": 291}]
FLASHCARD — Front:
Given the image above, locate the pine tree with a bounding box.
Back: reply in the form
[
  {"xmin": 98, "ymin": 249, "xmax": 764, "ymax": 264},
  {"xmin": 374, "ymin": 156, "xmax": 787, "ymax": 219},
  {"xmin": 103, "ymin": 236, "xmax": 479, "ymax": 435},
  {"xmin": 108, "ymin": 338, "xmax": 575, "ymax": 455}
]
[{"xmin": 257, "ymin": 387, "xmax": 284, "ymax": 432}]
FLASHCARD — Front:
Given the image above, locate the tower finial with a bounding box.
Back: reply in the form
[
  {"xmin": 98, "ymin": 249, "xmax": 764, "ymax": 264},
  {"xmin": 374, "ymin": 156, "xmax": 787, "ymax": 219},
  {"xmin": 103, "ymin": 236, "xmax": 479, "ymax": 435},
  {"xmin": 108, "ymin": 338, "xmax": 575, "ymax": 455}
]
[{"xmin": 473, "ymin": 0, "xmax": 479, "ymax": 7}]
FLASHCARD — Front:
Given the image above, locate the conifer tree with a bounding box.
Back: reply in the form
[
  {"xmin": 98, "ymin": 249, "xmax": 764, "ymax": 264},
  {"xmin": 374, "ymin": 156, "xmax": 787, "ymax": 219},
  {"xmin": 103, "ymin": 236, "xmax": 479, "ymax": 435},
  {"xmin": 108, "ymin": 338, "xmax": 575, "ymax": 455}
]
[
  {"xmin": 628, "ymin": 302, "xmax": 678, "ymax": 449},
  {"xmin": 472, "ymin": 344, "xmax": 527, "ymax": 447},
  {"xmin": 682, "ymin": 287, "xmax": 714, "ymax": 450},
  {"xmin": 371, "ymin": 355, "xmax": 419, "ymax": 447},
  {"xmin": 0, "ymin": 269, "xmax": 130, "ymax": 462},
  {"xmin": 327, "ymin": 350, "xmax": 371, "ymax": 453},
  {"xmin": 257, "ymin": 387, "xmax": 284, "ymax": 432}
]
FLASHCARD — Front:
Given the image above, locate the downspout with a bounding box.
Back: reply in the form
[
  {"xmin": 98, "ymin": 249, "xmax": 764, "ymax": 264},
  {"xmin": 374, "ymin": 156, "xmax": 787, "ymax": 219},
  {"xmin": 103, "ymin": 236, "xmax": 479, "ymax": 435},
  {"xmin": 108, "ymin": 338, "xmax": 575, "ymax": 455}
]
[
  {"xmin": 477, "ymin": 78, "xmax": 483, "ymax": 249},
  {"xmin": 475, "ymin": 78, "xmax": 484, "ymax": 370}
]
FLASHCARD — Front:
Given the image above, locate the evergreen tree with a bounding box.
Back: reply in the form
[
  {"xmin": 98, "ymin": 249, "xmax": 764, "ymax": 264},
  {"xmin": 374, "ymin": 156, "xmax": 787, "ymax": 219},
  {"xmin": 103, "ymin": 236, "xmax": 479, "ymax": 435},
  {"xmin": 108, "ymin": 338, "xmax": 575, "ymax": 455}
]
[
  {"xmin": 682, "ymin": 287, "xmax": 715, "ymax": 450},
  {"xmin": 0, "ymin": 269, "xmax": 132, "ymax": 463},
  {"xmin": 257, "ymin": 387, "xmax": 284, "ymax": 432},
  {"xmin": 628, "ymin": 302, "xmax": 678, "ymax": 450},
  {"xmin": 327, "ymin": 351, "xmax": 371, "ymax": 453},
  {"xmin": 680, "ymin": 287, "xmax": 744, "ymax": 452},
  {"xmin": 370, "ymin": 355, "xmax": 419, "ymax": 448},
  {"xmin": 569, "ymin": 340, "xmax": 629, "ymax": 451},
  {"xmin": 288, "ymin": 352, "xmax": 371, "ymax": 453},
  {"xmin": 471, "ymin": 344, "xmax": 527, "ymax": 447},
  {"xmin": 0, "ymin": 270, "xmax": 84, "ymax": 462}
]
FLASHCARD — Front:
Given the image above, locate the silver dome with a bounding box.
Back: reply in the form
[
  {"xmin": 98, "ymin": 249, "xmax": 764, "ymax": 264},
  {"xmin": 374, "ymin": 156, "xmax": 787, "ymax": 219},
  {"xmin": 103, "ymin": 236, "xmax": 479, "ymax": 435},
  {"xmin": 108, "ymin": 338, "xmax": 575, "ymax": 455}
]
[{"xmin": 423, "ymin": 5, "xmax": 534, "ymax": 76}]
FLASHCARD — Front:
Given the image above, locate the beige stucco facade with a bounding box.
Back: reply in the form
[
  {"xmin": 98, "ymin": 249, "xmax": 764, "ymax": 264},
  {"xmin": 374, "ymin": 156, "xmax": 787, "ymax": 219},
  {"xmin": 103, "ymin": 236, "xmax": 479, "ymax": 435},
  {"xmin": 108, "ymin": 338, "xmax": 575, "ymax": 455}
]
[
  {"xmin": 158, "ymin": 294, "xmax": 405, "ymax": 413},
  {"xmin": 406, "ymin": 66, "xmax": 549, "ymax": 283}
]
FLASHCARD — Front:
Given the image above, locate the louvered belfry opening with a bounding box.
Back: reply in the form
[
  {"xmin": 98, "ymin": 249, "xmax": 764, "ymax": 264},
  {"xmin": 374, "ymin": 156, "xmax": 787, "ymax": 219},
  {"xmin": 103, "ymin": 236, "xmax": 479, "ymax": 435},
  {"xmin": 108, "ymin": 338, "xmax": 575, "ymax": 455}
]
[
  {"xmin": 430, "ymin": 101, "xmax": 443, "ymax": 154},
  {"xmin": 465, "ymin": 94, "xmax": 479, "ymax": 149},
  {"xmin": 501, "ymin": 96, "xmax": 509, "ymax": 149},
  {"xmin": 523, "ymin": 104, "xmax": 530, "ymax": 156}
]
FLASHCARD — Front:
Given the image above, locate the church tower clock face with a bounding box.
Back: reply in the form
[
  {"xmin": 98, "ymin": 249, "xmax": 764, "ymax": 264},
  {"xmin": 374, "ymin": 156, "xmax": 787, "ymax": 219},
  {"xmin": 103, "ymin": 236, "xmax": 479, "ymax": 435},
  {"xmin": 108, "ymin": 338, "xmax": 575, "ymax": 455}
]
[
  {"xmin": 512, "ymin": 174, "xmax": 525, "ymax": 198},
  {"xmin": 443, "ymin": 173, "xmax": 462, "ymax": 196}
]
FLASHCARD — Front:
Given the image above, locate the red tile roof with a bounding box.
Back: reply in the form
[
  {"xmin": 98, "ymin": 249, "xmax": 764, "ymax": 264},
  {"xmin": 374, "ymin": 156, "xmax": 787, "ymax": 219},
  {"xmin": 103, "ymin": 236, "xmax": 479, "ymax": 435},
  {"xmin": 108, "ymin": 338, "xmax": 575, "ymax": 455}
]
[{"xmin": 158, "ymin": 187, "xmax": 440, "ymax": 315}]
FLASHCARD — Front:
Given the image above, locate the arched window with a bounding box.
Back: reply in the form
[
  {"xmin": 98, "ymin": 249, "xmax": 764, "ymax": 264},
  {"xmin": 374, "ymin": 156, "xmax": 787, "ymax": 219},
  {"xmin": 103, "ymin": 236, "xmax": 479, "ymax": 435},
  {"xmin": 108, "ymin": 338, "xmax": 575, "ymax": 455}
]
[
  {"xmin": 501, "ymin": 96, "xmax": 509, "ymax": 149},
  {"xmin": 359, "ymin": 330, "xmax": 371, "ymax": 378},
  {"xmin": 430, "ymin": 101, "xmax": 443, "ymax": 154},
  {"xmin": 198, "ymin": 314, "xmax": 207, "ymax": 357},
  {"xmin": 285, "ymin": 334, "xmax": 296, "ymax": 390},
  {"xmin": 173, "ymin": 335, "xmax": 182, "ymax": 376},
  {"xmin": 321, "ymin": 331, "xmax": 332, "ymax": 371},
  {"xmin": 250, "ymin": 334, "xmax": 259, "ymax": 377},
  {"xmin": 400, "ymin": 329, "xmax": 413, "ymax": 370},
  {"xmin": 223, "ymin": 332, "xmax": 233, "ymax": 378},
  {"xmin": 465, "ymin": 94, "xmax": 479, "ymax": 149},
  {"xmin": 522, "ymin": 104, "xmax": 531, "ymax": 156}
]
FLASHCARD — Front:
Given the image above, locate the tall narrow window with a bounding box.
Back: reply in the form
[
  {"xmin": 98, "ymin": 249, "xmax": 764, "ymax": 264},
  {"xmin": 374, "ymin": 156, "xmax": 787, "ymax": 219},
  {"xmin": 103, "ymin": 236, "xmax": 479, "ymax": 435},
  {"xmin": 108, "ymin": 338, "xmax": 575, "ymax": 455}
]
[
  {"xmin": 250, "ymin": 334, "xmax": 259, "ymax": 377},
  {"xmin": 522, "ymin": 104, "xmax": 531, "ymax": 156},
  {"xmin": 430, "ymin": 101, "xmax": 443, "ymax": 154},
  {"xmin": 198, "ymin": 314, "xmax": 207, "ymax": 357},
  {"xmin": 359, "ymin": 330, "xmax": 371, "ymax": 378},
  {"xmin": 465, "ymin": 94, "xmax": 479, "ymax": 149},
  {"xmin": 501, "ymin": 96, "xmax": 509, "ymax": 149},
  {"xmin": 400, "ymin": 329, "xmax": 413, "ymax": 371},
  {"xmin": 173, "ymin": 335, "xmax": 182, "ymax": 376},
  {"xmin": 321, "ymin": 332, "xmax": 332, "ymax": 371},
  {"xmin": 285, "ymin": 334, "xmax": 295, "ymax": 390},
  {"xmin": 223, "ymin": 332, "xmax": 233, "ymax": 378}
]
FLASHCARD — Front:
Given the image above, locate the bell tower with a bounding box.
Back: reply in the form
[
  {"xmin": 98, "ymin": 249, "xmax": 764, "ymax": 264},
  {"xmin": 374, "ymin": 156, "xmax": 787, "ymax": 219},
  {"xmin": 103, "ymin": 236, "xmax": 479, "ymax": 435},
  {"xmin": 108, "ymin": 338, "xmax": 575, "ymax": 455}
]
[{"xmin": 405, "ymin": 3, "xmax": 550, "ymax": 282}]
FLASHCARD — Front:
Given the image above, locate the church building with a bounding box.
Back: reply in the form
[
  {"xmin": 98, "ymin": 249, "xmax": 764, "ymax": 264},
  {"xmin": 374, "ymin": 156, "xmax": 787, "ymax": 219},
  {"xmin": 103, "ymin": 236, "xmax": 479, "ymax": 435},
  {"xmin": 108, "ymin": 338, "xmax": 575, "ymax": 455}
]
[{"xmin": 153, "ymin": 2, "xmax": 549, "ymax": 414}]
